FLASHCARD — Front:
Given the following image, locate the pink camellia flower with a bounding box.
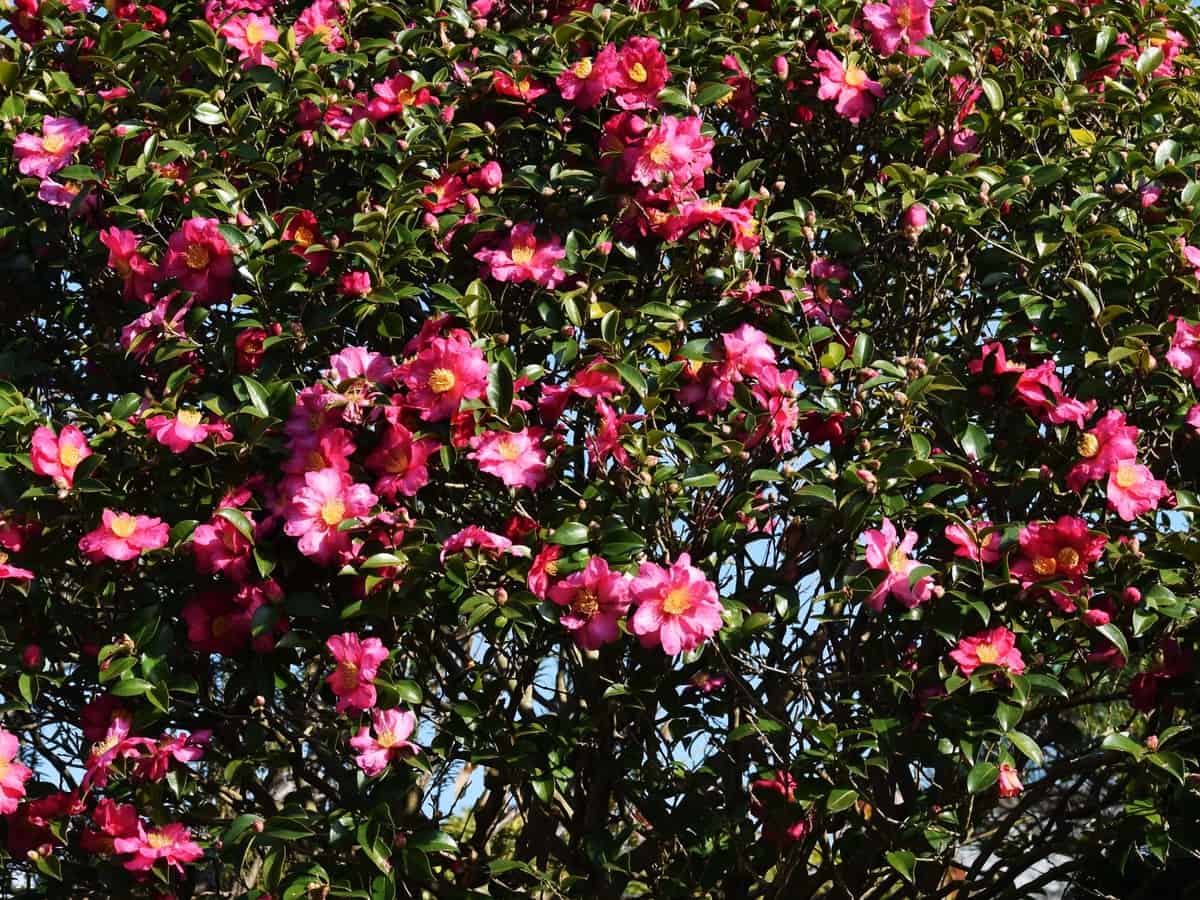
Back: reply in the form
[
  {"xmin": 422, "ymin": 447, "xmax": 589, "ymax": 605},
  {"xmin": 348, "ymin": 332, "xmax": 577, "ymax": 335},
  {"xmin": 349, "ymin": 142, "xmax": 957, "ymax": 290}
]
[
  {"xmin": 161, "ymin": 217, "xmax": 235, "ymax": 305},
  {"xmin": 862, "ymin": 518, "xmax": 934, "ymax": 611},
  {"xmin": 326, "ymin": 632, "xmax": 390, "ymax": 713},
  {"xmin": 1166, "ymin": 318, "xmax": 1200, "ymax": 387},
  {"xmin": 133, "ymin": 731, "xmax": 210, "ymax": 782},
  {"xmin": 367, "ymin": 73, "xmax": 437, "ymax": 120},
  {"xmin": 144, "ymin": 409, "xmax": 232, "ymax": 453},
  {"xmin": 949, "ymin": 626, "xmax": 1025, "ymax": 677},
  {"xmin": 113, "ymin": 822, "xmax": 204, "ymax": 874},
  {"xmin": 31, "ymin": 424, "xmax": 91, "ymax": 491},
  {"xmin": 625, "ymin": 115, "xmax": 714, "ymax": 189},
  {"xmin": 99, "ymin": 227, "xmax": 159, "ymax": 302},
  {"xmin": 468, "ymin": 427, "xmax": 551, "ymax": 490},
  {"xmin": 468, "ymin": 160, "xmax": 504, "ymax": 191},
  {"xmin": 1011, "ymin": 516, "xmax": 1105, "ymax": 587},
  {"xmin": 398, "ymin": 330, "xmax": 489, "ymax": 421},
  {"xmin": 527, "ymin": 545, "xmax": 561, "ymax": 599},
  {"xmin": 439, "ymin": 525, "xmax": 530, "ymax": 562},
  {"xmin": 13, "ymin": 116, "xmax": 91, "ymax": 178},
  {"xmin": 182, "ymin": 588, "xmax": 253, "ymax": 655},
  {"xmin": 327, "ymin": 345, "xmax": 393, "ymax": 386},
  {"xmin": 0, "ymin": 729, "xmax": 33, "ymax": 814},
  {"xmin": 1012, "ymin": 361, "xmax": 1097, "ymax": 428},
  {"xmin": 750, "ymin": 366, "xmax": 801, "ymax": 454},
  {"xmin": 549, "ymin": 557, "xmax": 632, "ymax": 651},
  {"xmin": 365, "ymin": 423, "xmax": 439, "ymax": 499},
  {"xmin": 1107, "ymin": 461, "xmax": 1171, "ymax": 521},
  {"xmin": 944, "ymin": 521, "xmax": 1001, "ymax": 564},
  {"xmin": 349, "ymin": 708, "xmax": 419, "ymax": 776},
  {"xmin": 192, "ymin": 511, "xmax": 254, "ymax": 581},
  {"xmin": 1188, "ymin": 403, "xmax": 1200, "ymax": 433},
  {"xmin": 611, "ymin": 36, "xmax": 669, "ymax": 110},
  {"xmin": 493, "ymin": 71, "xmax": 549, "ymax": 102},
  {"xmin": 1066, "ymin": 409, "xmax": 1138, "ymax": 491},
  {"xmin": 749, "ymin": 771, "xmax": 810, "ymax": 845},
  {"xmin": 294, "ymin": 0, "xmax": 345, "ymax": 50},
  {"xmin": 558, "ymin": 45, "xmax": 618, "ymax": 109},
  {"xmin": 38, "ymin": 178, "xmax": 96, "ymax": 216},
  {"xmin": 862, "ymin": 0, "xmax": 934, "ymax": 58},
  {"xmin": 80, "ymin": 798, "xmax": 140, "ymax": 855},
  {"xmin": 339, "ymin": 270, "xmax": 373, "ymax": 297},
  {"xmin": 79, "ymin": 510, "xmax": 169, "ymax": 562},
  {"xmin": 281, "ymin": 209, "xmax": 332, "ymax": 274},
  {"xmin": 474, "ymin": 223, "xmax": 567, "ymax": 289},
  {"xmin": 0, "ymin": 554, "xmax": 34, "ymax": 581},
  {"xmin": 814, "ymin": 51, "xmax": 884, "ymax": 124},
  {"xmin": 220, "ymin": 13, "xmax": 278, "ymax": 68},
  {"xmin": 997, "ymin": 763, "xmax": 1023, "ymax": 798},
  {"xmin": 283, "ymin": 468, "xmax": 378, "ymax": 565},
  {"xmin": 901, "ymin": 202, "xmax": 929, "ymax": 238},
  {"xmin": 629, "ymin": 553, "xmax": 724, "ymax": 656}
]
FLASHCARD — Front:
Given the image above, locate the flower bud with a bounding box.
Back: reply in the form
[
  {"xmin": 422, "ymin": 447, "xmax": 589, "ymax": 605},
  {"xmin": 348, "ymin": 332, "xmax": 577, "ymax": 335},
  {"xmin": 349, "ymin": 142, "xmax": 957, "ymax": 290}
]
[{"xmin": 21, "ymin": 644, "xmax": 42, "ymax": 670}]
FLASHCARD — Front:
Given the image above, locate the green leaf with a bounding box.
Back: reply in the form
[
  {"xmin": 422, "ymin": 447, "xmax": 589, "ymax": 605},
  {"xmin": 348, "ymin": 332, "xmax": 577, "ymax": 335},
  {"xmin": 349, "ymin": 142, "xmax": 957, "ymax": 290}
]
[
  {"xmin": 408, "ymin": 829, "xmax": 458, "ymax": 854},
  {"xmin": 550, "ymin": 522, "xmax": 589, "ymax": 545},
  {"xmin": 826, "ymin": 788, "xmax": 858, "ymax": 813},
  {"xmin": 980, "ymin": 77, "xmax": 1004, "ymax": 110},
  {"xmin": 1101, "ymin": 733, "xmax": 1145, "ymax": 757},
  {"xmin": 1095, "ymin": 623, "xmax": 1129, "ymax": 661},
  {"xmin": 487, "ymin": 363, "xmax": 513, "ymax": 417},
  {"xmin": 216, "ymin": 507, "xmax": 255, "ymax": 542},
  {"xmin": 967, "ymin": 761, "xmax": 1000, "ymax": 794},
  {"xmin": 110, "ymin": 678, "xmax": 154, "ymax": 698},
  {"xmin": 393, "ymin": 679, "xmax": 423, "ymax": 705},
  {"xmin": 885, "ymin": 850, "xmax": 916, "ymax": 883},
  {"xmin": 960, "ymin": 423, "xmax": 990, "ymax": 460},
  {"xmin": 194, "ymin": 101, "xmax": 226, "ymax": 125},
  {"xmin": 1009, "ymin": 731, "xmax": 1044, "ymax": 767},
  {"xmin": 852, "ymin": 333, "xmax": 874, "ymax": 367},
  {"xmin": 240, "ymin": 375, "xmax": 272, "ymax": 417},
  {"xmin": 1136, "ymin": 47, "xmax": 1164, "ymax": 77}
]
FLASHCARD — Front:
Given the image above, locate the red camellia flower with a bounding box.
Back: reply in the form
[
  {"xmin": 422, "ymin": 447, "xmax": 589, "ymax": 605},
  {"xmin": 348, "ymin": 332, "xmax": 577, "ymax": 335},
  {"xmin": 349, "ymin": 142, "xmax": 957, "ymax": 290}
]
[
  {"xmin": 161, "ymin": 217, "xmax": 235, "ymax": 305},
  {"xmin": 1011, "ymin": 516, "xmax": 1105, "ymax": 587},
  {"xmin": 281, "ymin": 210, "xmax": 332, "ymax": 274},
  {"xmin": 611, "ymin": 36, "xmax": 670, "ymax": 110}
]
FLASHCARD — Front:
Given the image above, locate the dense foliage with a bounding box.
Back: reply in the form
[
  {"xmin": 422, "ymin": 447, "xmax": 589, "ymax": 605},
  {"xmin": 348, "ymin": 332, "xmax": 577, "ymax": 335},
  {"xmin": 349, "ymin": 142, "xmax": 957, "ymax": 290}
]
[{"xmin": 4, "ymin": 0, "xmax": 1200, "ymax": 896}]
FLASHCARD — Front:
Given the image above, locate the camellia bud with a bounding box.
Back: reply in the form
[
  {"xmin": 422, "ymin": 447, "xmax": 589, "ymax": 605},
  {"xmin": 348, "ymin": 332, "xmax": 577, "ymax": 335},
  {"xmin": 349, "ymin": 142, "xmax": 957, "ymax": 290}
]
[
  {"xmin": 1081, "ymin": 608, "xmax": 1111, "ymax": 628},
  {"xmin": 1146, "ymin": 735, "xmax": 1159, "ymax": 752},
  {"xmin": 901, "ymin": 202, "xmax": 928, "ymax": 240},
  {"xmin": 21, "ymin": 644, "xmax": 42, "ymax": 670},
  {"xmin": 1122, "ymin": 586, "xmax": 1142, "ymax": 605},
  {"xmin": 773, "ymin": 55, "xmax": 789, "ymax": 80}
]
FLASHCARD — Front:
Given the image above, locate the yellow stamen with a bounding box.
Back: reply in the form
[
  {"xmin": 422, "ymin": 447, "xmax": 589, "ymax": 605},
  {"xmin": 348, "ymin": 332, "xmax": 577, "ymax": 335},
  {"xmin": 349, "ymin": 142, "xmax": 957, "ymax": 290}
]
[
  {"xmin": 627, "ymin": 61, "xmax": 648, "ymax": 83},
  {"xmin": 1114, "ymin": 464, "xmax": 1138, "ymax": 489},
  {"xmin": 184, "ymin": 243, "xmax": 211, "ymax": 270},
  {"xmin": 1032, "ymin": 556, "xmax": 1056, "ymax": 576},
  {"xmin": 41, "ymin": 134, "xmax": 67, "ymax": 153},
  {"xmin": 844, "ymin": 67, "xmax": 868, "ymax": 88},
  {"xmin": 110, "ymin": 515, "xmax": 138, "ymax": 539},
  {"xmin": 571, "ymin": 590, "xmax": 599, "ymax": 619},
  {"xmin": 1077, "ymin": 434, "xmax": 1100, "ymax": 458},
  {"xmin": 320, "ymin": 499, "xmax": 346, "ymax": 527},
  {"xmin": 510, "ymin": 244, "xmax": 535, "ymax": 265},
  {"xmin": 573, "ymin": 58, "xmax": 593, "ymax": 79},
  {"xmin": 177, "ymin": 409, "xmax": 203, "ymax": 428},
  {"xmin": 662, "ymin": 587, "xmax": 692, "ymax": 616},
  {"xmin": 59, "ymin": 443, "xmax": 83, "ymax": 468},
  {"xmin": 975, "ymin": 643, "xmax": 999, "ymax": 665},
  {"xmin": 1056, "ymin": 547, "xmax": 1080, "ymax": 570},
  {"xmin": 428, "ymin": 368, "xmax": 456, "ymax": 394}
]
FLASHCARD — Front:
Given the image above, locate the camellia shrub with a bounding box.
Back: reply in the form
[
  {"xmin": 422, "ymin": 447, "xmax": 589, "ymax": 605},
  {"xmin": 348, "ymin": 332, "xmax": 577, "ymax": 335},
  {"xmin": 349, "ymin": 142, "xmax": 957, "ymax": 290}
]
[{"xmin": 6, "ymin": 0, "xmax": 1200, "ymax": 895}]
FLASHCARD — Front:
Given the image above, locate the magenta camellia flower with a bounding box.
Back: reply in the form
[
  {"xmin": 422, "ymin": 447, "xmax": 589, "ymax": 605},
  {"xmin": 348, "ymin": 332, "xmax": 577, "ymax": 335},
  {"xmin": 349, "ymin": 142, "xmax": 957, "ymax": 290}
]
[
  {"xmin": 113, "ymin": 822, "xmax": 204, "ymax": 874},
  {"xmin": 182, "ymin": 588, "xmax": 253, "ymax": 656},
  {"xmin": 294, "ymin": 0, "xmax": 345, "ymax": 50},
  {"xmin": 527, "ymin": 544, "xmax": 562, "ymax": 599},
  {"xmin": 1166, "ymin": 318, "xmax": 1200, "ymax": 387},
  {"xmin": 144, "ymin": 409, "xmax": 232, "ymax": 453},
  {"xmin": 625, "ymin": 115, "xmax": 714, "ymax": 189},
  {"xmin": 944, "ymin": 521, "xmax": 1001, "ymax": 564},
  {"xmin": 862, "ymin": 0, "xmax": 935, "ymax": 58},
  {"xmin": 31, "ymin": 424, "xmax": 91, "ymax": 491},
  {"xmin": 474, "ymin": 223, "xmax": 567, "ymax": 288},
  {"xmin": 1066, "ymin": 409, "xmax": 1138, "ymax": 491},
  {"xmin": 998, "ymin": 762, "xmax": 1024, "ymax": 799},
  {"xmin": 949, "ymin": 626, "xmax": 1026, "ymax": 677},
  {"xmin": 0, "ymin": 729, "xmax": 33, "ymax": 814},
  {"xmin": 557, "ymin": 45, "xmax": 617, "ymax": 109},
  {"xmin": 398, "ymin": 330, "xmax": 489, "ymax": 422},
  {"xmin": 862, "ymin": 517, "xmax": 934, "ymax": 611},
  {"xmin": 468, "ymin": 427, "xmax": 551, "ymax": 490},
  {"xmin": 1107, "ymin": 461, "xmax": 1171, "ymax": 521},
  {"xmin": 350, "ymin": 708, "xmax": 420, "ymax": 776},
  {"xmin": 549, "ymin": 557, "xmax": 632, "ymax": 651},
  {"xmin": 161, "ymin": 217, "xmax": 235, "ymax": 305},
  {"xmin": 1012, "ymin": 361, "xmax": 1097, "ymax": 428},
  {"xmin": 629, "ymin": 553, "xmax": 724, "ymax": 656},
  {"xmin": 365, "ymin": 423, "xmax": 439, "ymax": 499},
  {"xmin": 283, "ymin": 468, "xmax": 378, "ymax": 565},
  {"xmin": 326, "ymin": 632, "xmax": 390, "ymax": 714},
  {"xmin": 219, "ymin": 13, "xmax": 279, "ymax": 68},
  {"xmin": 13, "ymin": 116, "xmax": 91, "ymax": 178},
  {"xmin": 611, "ymin": 36, "xmax": 669, "ymax": 109},
  {"xmin": 338, "ymin": 270, "xmax": 373, "ymax": 297},
  {"xmin": 191, "ymin": 510, "xmax": 255, "ymax": 581},
  {"xmin": 901, "ymin": 202, "xmax": 929, "ymax": 238},
  {"xmin": 0, "ymin": 556, "xmax": 34, "ymax": 582},
  {"xmin": 439, "ymin": 525, "xmax": 530, "ymax": 562},
  {"xmin": 1011, "ymin": 516, "xmax": 1105, "ymax": 588},
  {"xmin": 79, "ymin": 510, "xmax": 169, "ymax": 562},
  {"xmin": 814, "ymin": 51, "xmax": 884, "ymax": 124},
  {"xmin": 99, "ymin": 227, "xmax": 159, "ymax": 302}
]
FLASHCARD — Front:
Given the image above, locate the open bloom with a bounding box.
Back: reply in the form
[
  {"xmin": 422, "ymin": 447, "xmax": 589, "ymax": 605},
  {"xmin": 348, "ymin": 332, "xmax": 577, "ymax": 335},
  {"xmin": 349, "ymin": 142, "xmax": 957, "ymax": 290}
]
[
  {"xmin": 611, "ymin": 36, "xmax": 670, "ymax": 109},
  {"xmin": 113, "ymin": 822, "xmax": 204, "ymax": 874},
  {"xmin": 1107, "ymin": 461, "xmax": 1171, "ymax": 521},
  {"xmin": 326, "ymin": 632, "xmax": 390, "ymax": 713},
  {"xmin": 474, "ymin": 223, "xmax": 566, "ymax": 288},
  {"xmin": 0, "ymin": 729, "xmax": 33, "ymax": 814},
  {"xmin": 144, "ymin": 409, "xmax": 232, "ymax": 453},
  {"xmin": 863, "ymin": 0, "xmax": 934, "ymax": 57},
  {"xmin": 365, "ymin": 423, "xmax": 439, "ymax": 499},
  {"xmin": 815, "ymin": 51, "xmax": 884, "ymax": 123},
  {"xmin": 99, "ymin": 227, "xmax": 159, "ymax": 302},
  {"xmin": 367, "ymin": 73, "xmax": 437, "ymax": 120},
  {"xmin": 468, "ymin": 427, "xmax": 551, "ymax": 490},
  {"xmin": 1066, "ymin": 410, "xmax": 1138, "ymax": 491},
  {"xmin": 557, "ymin": 45, "xmax": 617, "ymax": 109},
  {"xmin": 626, "ymin": 115, "xmax": 714, "ymax": 189},
  {"xmin": 191, "ymin": 509, "xmax": 255, "ymax": 582},
  {"xmin": 549, "ymin": 557, "xmax": 632, "ymax": 651},
  {"xmin": 398, "ymin": 331, "xmax": 489, "ymax": 422},
  {"xmin": 862, "ymin": 518, "xmax": 934, "ymax": 611},
  {"xmin": 1166, "ymin": 318, "xmax": 1200, "ymax": 387},
  {"xmin": 439, "ymin": 525, "xmax": 529, "ymax": 562},
  {"xmin": 182, "ymin": 588, "xmax": 253, "ymax": 656},
  {"xmin": 350, "ymin": 708, "xmax": 419, "ymax": 776},
  {"xmin": 14, "ymin": 117, "xmax": 90, "ymax": 178},
  {"xmin": 31, "ymin": 424, "xmax": 91, "ymax": 490},
  {"xmin": 1012, "ymin": 361, "xmax": 1096, "ymax": 427},
  {"xmin": 161, "ymin": 217, "xmax": 235, "ymax": 305},
  {"xmin": 1011, "ymin": 516, "xmax": 1105, "ymax": 587},
  {"xmin": 998, "ymin": 763, "xmax": 1023, "ymax": 798},
  {"xmin": 945, "ymin": 521, "xmax": 1001, "ymax": 564},
  {"xmin": 294, "ymin": 0, "xmax": 345, "ymax": 49},
  {"xmin": 79, "ymin": 510, "xmax": 169, "ymax": 562},
  {"xmin": 220, "ymin": 13, "xmax": 278, "ymax": 68},
  {"xmin": 949, "ymin": 626, "xmax": 1026, "ymax": 677},
  {"xmin": 283, "ymin": 468, "xmax": 377, "ymax": 565},
  {"xmin": 629, "ymin": 553, "xmax": 724, "ymax": 655},
  {"xmin": 750, "ymin": 771, "xmax": 810, "ymax": 845}
]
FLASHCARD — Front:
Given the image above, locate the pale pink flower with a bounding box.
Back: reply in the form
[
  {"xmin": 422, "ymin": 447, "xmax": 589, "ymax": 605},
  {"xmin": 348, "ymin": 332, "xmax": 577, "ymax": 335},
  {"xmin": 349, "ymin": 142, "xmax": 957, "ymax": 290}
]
[
  {"xmin": 113, "ymin": 822, "xmax": 204, "ymax": 874},
  {"xmin": 144, "ymin": 409, "xmax": 232, "ymax": 453},
  {"xmin": 283, "ymin": 468, "xmax": 377, "ymax": 565},
  {"xmin": 13, "ymin": 116, "xmax": 90, "ymax": 178},
  {"xmin": 549, "ymin": 557, "xmax": 631, "ymax": 650},
  {"xmin": 398, "ymin": 330, "xmax": 489, "ymax": 422},
  {"xmin": 629, "ymin": 553, "xmax": 724, "ymax": 655},
  {"xmin": 468, "ymin": 427, "xmax": 551, "ymax": 490},
  {"xmin": 0, "ymin": 729, "xmax": 33, "ymax": 814},
  {"xmin": 862, "ymin": 0, "xmax": 934, "ymax": 58},
  {"xmin": 1107, "ymin": 461, "xmax": 1171, "ymax": 521},
  {"xmin": 326, "ymin": 632, "xmax": 390, "ymax": 713},
  {"xmin": 862, "ymin": 518, "xmax": 934, "ymax": 611},
  {"xmin": 350, "ymin": 708, "xmax": 419, "ymax": 776},
  {"xmin": 949, "ymin": 626, "xmax": 1025, "ymax": 676},
  {"xmin": 326, "ymin": 345, "xmax": 394, "ymax": 386},
  {"xmin": 474, "ymin": 223, "xmax": 567, "ymax": 288},
  {"xmin": 998, "ymin": 763, "xmax": 1023, "ymax": 798},
  {"xmin": 814, "ymin": 51, "xmax": 884, "ymax": 124},
  {"xmin": 220, "ymin": 13, "xmax": 279, "ymax": 68},
  {"xmin": 31, "ymin": 424, "xmax": 91, "ymax": 490},
  {"xmin": 79, "ymin": 510, "xmax": 169, "ymax": 562}
]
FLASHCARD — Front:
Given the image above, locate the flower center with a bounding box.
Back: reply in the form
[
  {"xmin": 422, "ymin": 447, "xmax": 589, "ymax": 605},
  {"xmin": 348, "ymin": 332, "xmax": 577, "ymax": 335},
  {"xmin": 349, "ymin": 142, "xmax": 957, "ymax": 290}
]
[
  {"xmin": 293, "ymin": 226, "xmax": 315, "ymax": 247},
  {"xmin": 887, "ymin": 548, "xmax": 907, "ymax": 570},
  {"xmin": 211, "ymin": 614, "xmax": 231, "ymax": 638},
  {"xmin": 245, "ymin": 20, "xmax": 267, "ymax": 44},
  {"xmin": 1032, "ymin": 556, "xmax": 1056, "ymax": 576},
  {"xmin": 184, "ymin": 243, "xmax": 211, "ymax": 270},
  {"xmin": 110, "ymin": 515, "xmax": 138, "ymax": 539},
  {"xmin": 510, "ymin": 243, "xmax": 535, "ymax": 265},
  {"xmin": 59, "ymin": 443, "xmax": 83, "ymax": 468},
  {"xmin": 896, "ymin": 5, "xmax": 912, "ymax": 27},
  {"xmin": 518, "ymin": 78, "xmax": 532, "ymax": 94},
  {"xmin": 648, "ymin": 141, "xmax": 672, "ymax": 165},
  {"xmin": 571, "ymin": 589, "xmax": 599, "ymax": 619},
  {"xmin": 178, "ymin": 409, "xmax": 203, "ymax": 428},
  {"xmin": 975, "ymin": 643, "xmax": 999, "ymax": 665},
  {"xmin": 147, "ymin": 830, "xmax": 173, "ymax": 850},
  {"xmin": 497, "ymin": 437, "xmax": 523, "ymax": 461},
  {"xmin": 428, "ymin": 367, "xmax": 456, "ymax": 394},
  {"xmin": 42, "ymin": 133, "xmax": 67, "ymax": 153},
  {"xmin": 1077, "ymin": 433, "xmax": 1100, "ymax": 458},
  {"xmin": 1115, "ymin": 464, "xmax": 1138, "ymax": 489},
  {"xmin": 573, "ymin": 58, "xmax": 593, "ymax": 79},
  {"xmin": 844, "ymin": 66, "xmax": 868, "ymax": 88},
  {"xmin": 542, "ymin": 559, "xmax": 559, "ymax": 577},
  {"xmin": 627, "ymin": 61, "xmax": 648, "ymax": 83},
  {"xmin": 1056, "ymin": 547, "xmax": 1080, "ymax": 570},
  {"xmin": 377, "ymin": 730, "xmax": 397, "ymax": 748},
  {"xmin": 320, "ymin": 499, "xmax": 346, "ymax": 527},
  {"xmin": 0, "ymin": 551, "xmax": 7, "ymax": 565},
  {"xmin": 335, "ymin": 660, "xmax": 359, "ymax": 692},
  {"xmin": 385, "ymin": 449, "xmax": 411, "ymax": 473},
  {"xmin": 662, "ymin": 586, "xmax": 692, "ymax": 616}
]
